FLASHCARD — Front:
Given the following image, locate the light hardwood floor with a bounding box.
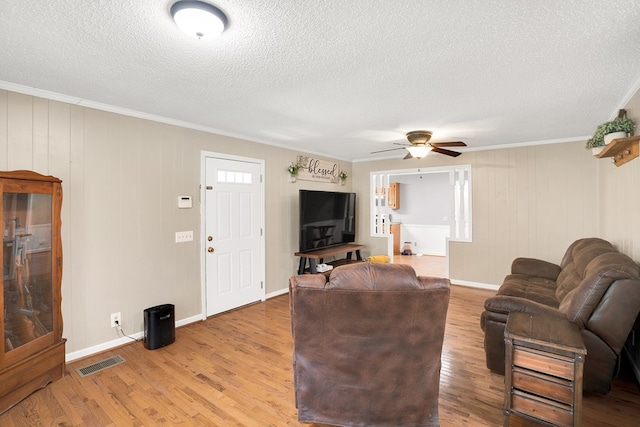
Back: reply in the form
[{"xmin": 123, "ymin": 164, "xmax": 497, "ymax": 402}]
[
  {"xmin": 1, "ymin": 268, "xmax": 639, "ymax": 425},
  {"xmin": 392, "ymin": 254, "xmax": 447, "ymax": 277}
]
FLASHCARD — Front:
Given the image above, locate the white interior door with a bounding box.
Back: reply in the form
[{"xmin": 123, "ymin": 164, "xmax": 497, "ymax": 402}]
[{"xmin": 204, "ymin": 155, "xmax": 264, "ymax": 316}]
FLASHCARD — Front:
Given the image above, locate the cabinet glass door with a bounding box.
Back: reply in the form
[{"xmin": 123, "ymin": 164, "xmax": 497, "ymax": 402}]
[{"xmin": 2, "ymin": 191, "xmax": 53, "ymax": 354}]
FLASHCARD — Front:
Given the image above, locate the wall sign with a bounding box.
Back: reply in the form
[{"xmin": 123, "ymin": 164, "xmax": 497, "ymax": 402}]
[{"xmin": 296, "ymin": 156, "xmax": 339, "ymax": 183}]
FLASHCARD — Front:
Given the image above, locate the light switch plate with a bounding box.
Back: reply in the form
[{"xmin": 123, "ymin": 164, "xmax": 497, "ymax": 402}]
[
  {"xmin": 178, "ymin": 196, "xmax": 192, "ymax": 209},
  {"xmin": 175, "ymin": 231, "xmax": 193, "ymax": 243}
]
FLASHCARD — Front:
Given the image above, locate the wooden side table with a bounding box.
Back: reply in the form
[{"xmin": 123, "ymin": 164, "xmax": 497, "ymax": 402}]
[{"xmin": 504, "ymin": 312, "xmax": 586, "ymax": 427}]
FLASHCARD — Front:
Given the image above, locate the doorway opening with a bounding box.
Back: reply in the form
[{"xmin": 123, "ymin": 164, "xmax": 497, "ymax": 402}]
[{"xmin": 370, "ymin": 164, "xmax": 471, "ymax": 276}]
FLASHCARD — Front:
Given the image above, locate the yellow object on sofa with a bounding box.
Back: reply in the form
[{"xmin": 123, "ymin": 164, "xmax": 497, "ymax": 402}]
[{"xmin": 366, "ymin": 255, "xmax": 389, "ymax": 263}]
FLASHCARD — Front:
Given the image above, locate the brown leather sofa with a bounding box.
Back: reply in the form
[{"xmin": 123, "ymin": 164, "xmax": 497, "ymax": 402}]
[
  {"xmin": 289, "ymin": 262, "xmax": 450, "ymax": 427},
  {"xmin": 480, "ymin": 237, "xmax": 640, "ymax": 393}
]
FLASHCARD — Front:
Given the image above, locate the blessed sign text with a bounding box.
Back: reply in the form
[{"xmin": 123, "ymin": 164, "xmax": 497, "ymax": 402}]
[{"xmin": 296, "ymin": 156, "xmax": 339, "ymax": 183}]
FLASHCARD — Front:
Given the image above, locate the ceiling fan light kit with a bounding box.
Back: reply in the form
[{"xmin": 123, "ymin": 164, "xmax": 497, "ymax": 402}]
[
  {"xmin": 406, "ymin": 145, "xmax": 431, "ymax": 159},
  {"xmin": 171, "ymin": 1, "xmax": 227, "ymax": 39},
  {"xmin": 370, "ymin": 130, "xmax": 467, "ymax": 159}
]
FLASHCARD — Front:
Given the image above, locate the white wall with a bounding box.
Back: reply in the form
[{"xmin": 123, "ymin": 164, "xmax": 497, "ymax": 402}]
[
  {"xmin": 388, "ymin": 172, "xmax": 451, "ymax": 225},
  {"xmin": 400, "ymin": 224, "xmax": 450, "ymax": 256}
]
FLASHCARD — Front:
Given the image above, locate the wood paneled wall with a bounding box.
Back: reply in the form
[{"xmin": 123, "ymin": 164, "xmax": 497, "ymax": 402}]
[
  {"xmin": 354, "ymin": 141, "xmax": 599, "ymax": 287},
  {"xmin": 0, "ymin": 89, "xmax": 351, "ymax": 359},
  {"xmin": 600, "ymin": 89, "xmax": 640, "ymax": 259},
  {"xmin": 2, "ymin": 83, "xmax": 638, "ymax": 360},
  {"xmin": 452, "ymin": 142, "xmax": 599, "ymax": 285}
]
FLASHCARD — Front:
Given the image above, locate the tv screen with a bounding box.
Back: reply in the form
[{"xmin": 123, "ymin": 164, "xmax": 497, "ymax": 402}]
[{"xmin": 299, "ymin": 190, "xmax": 356, "ymax": 252}]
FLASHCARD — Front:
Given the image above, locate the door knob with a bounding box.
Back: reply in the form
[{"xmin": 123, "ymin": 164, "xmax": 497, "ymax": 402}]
[
  {"xmin": 208, "ymin": 247, "xmax": 215, "ymax": 253},
  {"xmin": 208, "ymin": 236, "xmax": 213, "ymax": 241}
]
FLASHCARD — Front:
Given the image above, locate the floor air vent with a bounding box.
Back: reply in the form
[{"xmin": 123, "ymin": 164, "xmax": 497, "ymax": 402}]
[{"xmin": 76, "ymin": 355, "xmax": 126, "ymax": 377}]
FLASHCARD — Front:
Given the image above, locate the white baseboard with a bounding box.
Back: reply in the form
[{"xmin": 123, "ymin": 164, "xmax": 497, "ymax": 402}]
[
  {"xmin": 450, "ymin": 279, "xmax": 500, "ymax": 291},
  {"xmin": 65, "ymin": 313, "xmax": 202, "ymax": 363},
  {"xmin": 65, "ymin": 290, "xmax": 291, "ymax": 363},
  {"xmin": 266, "ymin": 287, "xmax": 289, "ymax": 299}
]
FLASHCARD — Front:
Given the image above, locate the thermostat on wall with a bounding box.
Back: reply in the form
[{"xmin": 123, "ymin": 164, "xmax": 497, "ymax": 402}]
[{"xmin": 178, "ymin": 196, "xmax": 192, "ymax": 209}]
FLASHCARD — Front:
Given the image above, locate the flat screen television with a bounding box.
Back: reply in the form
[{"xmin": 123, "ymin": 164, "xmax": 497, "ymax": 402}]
[{"xmin": 299, "ymin": 190, "xmax": 356, "ymax": 253}]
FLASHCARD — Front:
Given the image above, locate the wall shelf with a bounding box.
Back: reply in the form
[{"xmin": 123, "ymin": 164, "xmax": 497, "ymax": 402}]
[{"xmin": 596, "ymin": 135, "xmax": 640, "ymax": 167}]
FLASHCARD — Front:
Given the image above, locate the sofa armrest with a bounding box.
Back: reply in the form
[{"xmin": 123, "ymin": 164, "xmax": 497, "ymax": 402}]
[
  {"xmin": 484, "ymin": 295, "xmax": 566, "ymax": 320},
  {"xmin": 511, "ymin": 257, "xmax": 562, "ymax": 280}
]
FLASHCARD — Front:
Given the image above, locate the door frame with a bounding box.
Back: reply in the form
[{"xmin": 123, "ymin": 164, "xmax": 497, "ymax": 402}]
[{"xmin": 199, "ymin": 151, "xmax": 266, "ymax": 320}]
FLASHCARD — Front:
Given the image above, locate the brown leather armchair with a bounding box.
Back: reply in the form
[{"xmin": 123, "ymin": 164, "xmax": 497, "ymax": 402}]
[{"xmin": 289, "ymin": 263, "xmax": 450, "ymax": 427}]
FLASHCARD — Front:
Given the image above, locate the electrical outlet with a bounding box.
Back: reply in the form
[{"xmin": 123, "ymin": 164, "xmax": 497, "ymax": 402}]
[
  {"xmin": 175, "ymin": 230, "xmax": 193, "ymax": 243},
  {"xmin": 110, "ymin": 312, "xmax": 121, "ymax": 328}
]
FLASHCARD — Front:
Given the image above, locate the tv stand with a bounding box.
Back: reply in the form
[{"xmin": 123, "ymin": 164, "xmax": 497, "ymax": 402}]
[{"xmin": 295, "ymin": 244, "xmax": 365, "ymax": 275}]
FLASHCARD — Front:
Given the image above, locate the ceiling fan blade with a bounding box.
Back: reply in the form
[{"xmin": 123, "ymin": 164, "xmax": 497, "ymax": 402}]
[
  {"xmin": 431, "ymin": 147, "xmax": 462, "ymax": 157},
  {"xmin": 430, "ymin": 141, "xmax": 467, "ymax": 147},
  {"xmin": 403, "ymin": 152, "xmax": 413, "ymax": 160},
  {"xmin": 370, "ymin": 147, "xmax": 406, "ymax": 154}
]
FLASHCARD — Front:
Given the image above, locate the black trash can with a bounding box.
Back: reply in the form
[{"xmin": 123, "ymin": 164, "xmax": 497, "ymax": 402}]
[{"xmin": 143, "ymin": 304, "xmax": 175, "ymax": 350}]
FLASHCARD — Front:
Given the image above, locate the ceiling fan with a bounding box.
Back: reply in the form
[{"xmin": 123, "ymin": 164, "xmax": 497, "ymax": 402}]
[{"xmin": 371, "ymin": 130, "xmax": 467, "ymax": 159}]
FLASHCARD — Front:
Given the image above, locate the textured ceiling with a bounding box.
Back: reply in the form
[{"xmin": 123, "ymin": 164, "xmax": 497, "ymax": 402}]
[{"xmin": 1, "ymin": 0, "xmax": 640, "ymax": 161}]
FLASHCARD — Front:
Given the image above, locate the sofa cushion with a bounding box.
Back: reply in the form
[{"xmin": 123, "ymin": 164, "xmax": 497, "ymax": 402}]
[
  {"xmin": 556, "ymin": 239, "xmax": 616, "ymax": 302},
  {"xmin": 559, "ymin": 238, "xmax": 614, "ymax": 269},
  {"xmin": 495, "ymin": 274, "xmax": 559, "ymax": 307},
  {"xmin": 483, "ymin": 295, "xmax": 568, "ymax": 319},
  {"xmin": 511, "ymin": 257, "xmax": 561, "ymax": 280},
  {"xmin": 559, "ymin": 252, "xmax": 640, "ymax": 328},
  {"xmin": 572, "ymin": 239, "xmax": 616, "ymax": 274},
  {"xmin": 556, "ymin": 264, "xmax": 583, "ymax": 302}
]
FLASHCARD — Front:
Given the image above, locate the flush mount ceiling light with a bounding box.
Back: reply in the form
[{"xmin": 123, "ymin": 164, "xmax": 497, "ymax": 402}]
[{"xmin": 170, "ymin": 1, "xmax": 227, "ymax": 40}]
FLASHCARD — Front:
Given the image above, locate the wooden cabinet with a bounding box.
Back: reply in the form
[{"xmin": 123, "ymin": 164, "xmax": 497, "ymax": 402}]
[
  {"xmin": 389, "ymin": 182, "xmax": 400, "ymax": 209},
  {"xmin": 388, "ymin": 182, "xmax": 400, "ymax": 210},
  {"xmin": 390, "ymin": 223, "xmax": 401, "ymax": 254},
  {"xmin": 504, "ymin": 312, "xmax": 585, "ymax": 427},
  {"xmin": 0, "ymin": 170, "xmax": 65, "ymax": 414}
]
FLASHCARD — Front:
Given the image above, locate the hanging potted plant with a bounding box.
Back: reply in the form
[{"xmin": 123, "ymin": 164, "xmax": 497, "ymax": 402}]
[
  {"xmin": 287, "ymin": 162, "xmax": 299, "ymax": 183},
  {"xmin": 339, "ymin": 170, "xmax": 348, "ymax": 185},
  {"xmin": 586, "ymin": 117, "xmax": 635, "ymax": 155},
  {"xmin": 586, "ymin": 125, "xmax": 607, "ymax": 156},
  {"xmin": 601, "ymin": 117, "xmax": 635, "ymax": 145}
]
